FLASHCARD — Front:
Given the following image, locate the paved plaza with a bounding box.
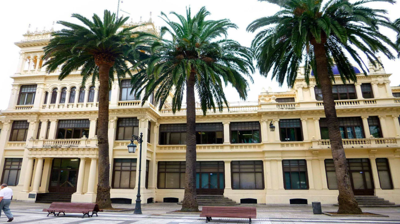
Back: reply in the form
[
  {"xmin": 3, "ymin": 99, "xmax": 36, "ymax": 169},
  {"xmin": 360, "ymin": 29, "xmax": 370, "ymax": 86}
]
[{"xmin": 0, "ymin": 202, "xmax": 399, "ymax": 224}]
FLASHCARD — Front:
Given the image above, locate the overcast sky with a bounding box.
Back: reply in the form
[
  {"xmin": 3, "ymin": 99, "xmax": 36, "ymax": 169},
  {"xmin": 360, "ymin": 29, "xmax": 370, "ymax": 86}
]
[{"xmin": 0, "ymin": 0, "xmax": 399, "ymax": 110}]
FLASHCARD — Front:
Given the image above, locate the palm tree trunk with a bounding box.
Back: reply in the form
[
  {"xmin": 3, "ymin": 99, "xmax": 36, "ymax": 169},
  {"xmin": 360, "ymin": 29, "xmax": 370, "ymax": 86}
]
[
  {"xmin": 95, "ymin": 56, "xmax": 113, "ymax": 209},
  {"xmin": 181, "ymin": 71, "xmax": 199, "ymax": 212},
  {"xmin": 313, "ymin": 42, "xmax": 362, "ymax": 214}
]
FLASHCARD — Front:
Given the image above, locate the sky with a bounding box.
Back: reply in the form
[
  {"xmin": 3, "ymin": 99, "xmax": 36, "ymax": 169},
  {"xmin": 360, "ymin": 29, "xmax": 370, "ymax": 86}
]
[{"xmin": 0, "ymin": 0, "xmax": 399, "ymax": 109}]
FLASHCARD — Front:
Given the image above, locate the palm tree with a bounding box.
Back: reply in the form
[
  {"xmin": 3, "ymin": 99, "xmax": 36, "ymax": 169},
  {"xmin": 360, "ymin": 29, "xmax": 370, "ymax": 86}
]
[
  {"xmin": 131, "ymin": 7, "xmax": 254, "ymax": 212},
  {"xmin": 248, "ymin": 0, "xmax": 397, "ymax": 214},
  {"xmin": 43, "ymin": 10, "xmax": 152, "ymax": 209},
  {"xmin": 395, "ymin": 18, "xmax": 400, "ymax": 56}
]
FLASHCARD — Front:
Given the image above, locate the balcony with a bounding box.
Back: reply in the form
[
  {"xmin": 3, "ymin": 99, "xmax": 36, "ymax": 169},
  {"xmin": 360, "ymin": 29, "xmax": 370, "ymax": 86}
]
[
  {"xmin": 311, "ymin": 138, "xmax": 399, "ymax": 149},
  {"xmin": 15, "ymin": 105, "xmax": 33, "ymax": 110},
  {"xmin": 27, "ymin": 137, "xmax": 97, "ymax": 149}
]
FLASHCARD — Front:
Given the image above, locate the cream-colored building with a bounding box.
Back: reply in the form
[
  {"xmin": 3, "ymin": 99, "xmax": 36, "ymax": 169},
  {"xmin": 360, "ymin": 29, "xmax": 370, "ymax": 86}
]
[{"xmin": 0, "ymin": 22, "xmax": 399, "ymax": 205}]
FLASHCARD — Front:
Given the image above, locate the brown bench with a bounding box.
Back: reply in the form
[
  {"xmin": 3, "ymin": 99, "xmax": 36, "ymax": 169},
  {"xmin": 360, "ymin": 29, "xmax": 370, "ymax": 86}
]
[
  {"xmin": 43, "ymin": 202, "xmax": 102, "ymax": 218},
  {"xmin": 200, "ymin": 206, "xmax": 256, "ymax": 223}
]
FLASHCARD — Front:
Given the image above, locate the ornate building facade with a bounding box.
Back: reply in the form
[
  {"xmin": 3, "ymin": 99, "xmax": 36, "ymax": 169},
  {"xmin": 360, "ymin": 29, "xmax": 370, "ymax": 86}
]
[{"xmin": 0, "ymin": 22, "xmax": 399, "ymax": 205}]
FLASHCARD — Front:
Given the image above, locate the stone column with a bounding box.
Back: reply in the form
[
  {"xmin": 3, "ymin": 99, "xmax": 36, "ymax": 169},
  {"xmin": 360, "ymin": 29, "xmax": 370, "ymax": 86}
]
[
  {"xmin": 297, "ymin": 85, "xmax": 304, "ymax": 101},
  {"xmin": 301, "ymin": 118, "xmax": 308, "ymax": 141},
  {"xmin": 93, "ymin": 86, "xmax": 99, "ymax": 105},
  {"xmin": 0, "ymin": 122, "xmax": 11, "ymax": 172},
  {"xmin": 34, "ymin": 55, "xmax": 41, "ymax": 72},
  {"xmin": 369, "ymin": 157, "xmax": 381, "ymax": 189},
  {"xmin": 89, "ymin": 117, "xmax": 97, "ymax": 138},
  {"xmin": 223, "ymin": 121, "xmax": 230, "ymax": 144},
  {"xmin": 74, "ymin": 87, "xmax": 79, "ymax": 107},
  {"xmin": 76, "ymin": 158, "xmax": 86, "ymax": 194},
  {"xmin": 27, "ymin": 56, "xmax": 33, "ymax": 73},
  {"xmin": 108, "ymin": 117, "xmax": 117, "ymax": 183},
  {"xmin": 48, "ymin": 119, "xmax": 58, "ymax": 140},
  {"xmin": 264, "ymin": 160, "xmax": 272, "ymax": 190},
  {"xmin": 55, "ymin": 88, "xmax": 62, "ymax": 108},
  {"xmin": 362, "ymin": 116, "xmax": 371, "ymax": 138},
  {"xmin": 388, "ymin": 157, "xmax": 400, "ymax": 189},
  {"xmin": 87, "ymin": 158, "xmax": 97, "ymax": 194},
  {"xmin": 31, "ymin": 158, "xmax": 44, "ymax": 193},
  {"xmin": 27, "ymin": 120, "xmax": 39, "ymax": 144},
  {"xmin": 313, "ymin": 118, "xmax": 321, "ymax": 140},
  {"xmin": 16, "ymin": 53, "xmax": 25, "ymax": 74},
  {"xmin": 83, "ymin": 85, "xmax": 90, "ymax": 106},
  {"xmin": 392, "ymin": 115, "xmax": 400, "ymax": 137},
  {"xmin": 64, "ymin": 88, "xmax": 71, "ymax": 107},
  {"xmin": 372, "ymin": 81, "xmax": 379, "ymax": 98},
  {"xmin": 33, "ymin": 84, "xmax": 45, "ymax": 109},
  {"xmin": 8, "ymin": 84, "xmax": 20, "ymax": 109},
  {"xmin": 110, "ymin": 82, "xmax": 120, "ymax": 107},
  {"xmin": 46, "ymin": 89, "xmax": 52, "ymax": 109},
  {"xmin": 138, "ymin": 118, "xmax": 149, "ymax": 189},
  {"xmin": 310, "ymin": 84, "xmax": 316, "ymax": 101},
  {"xmin": 277, "ymin": 160, "xmax": 284, "ymax": 189},
  {"xmin": 378, "ymin": 115, "xmax": 388, "ymax": 137},
  {"xmin": 22, "ymin": 158, "xmax": 34, "ymax": 192},
  {"xmin": 306, "ymin": 159, "xmax": 315, "ymax": 189},
  {"xmin": 273, "ymin": 119, "xmax": 280, "ymax": 142},
  {"xmin": 355, "ymin": 83, "xmax": 363, "ymax": 99},
  {"xmin": 319, "ymin": 159, "xmax": 328, "ymax": 189},
  {"xmin": 384, "ymin": 81, "xmax": 392, "ymax": 98},
  {"xmin": 261, "ymin": 120, "xmax": 268, "ymax": 143},
  {"xmin": 224, "ymin": 160, "xmax": 232, "ymax": 190}
]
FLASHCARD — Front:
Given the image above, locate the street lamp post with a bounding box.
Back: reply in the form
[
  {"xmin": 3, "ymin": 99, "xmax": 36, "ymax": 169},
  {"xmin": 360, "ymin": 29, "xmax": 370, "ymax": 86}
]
[{"xmin": 127, "ymin": 132, "xmax": 143, "ymax": 215}]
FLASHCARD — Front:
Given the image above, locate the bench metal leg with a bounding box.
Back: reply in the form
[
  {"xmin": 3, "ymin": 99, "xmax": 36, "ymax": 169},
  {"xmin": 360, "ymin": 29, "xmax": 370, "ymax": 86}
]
[
  {"xmin": 249, "ymin": 218, "xmax": 251, "ymax": 224},
  {"xmin": 206, "ymin": 217, "xmax": 212, "ymax": 223}
]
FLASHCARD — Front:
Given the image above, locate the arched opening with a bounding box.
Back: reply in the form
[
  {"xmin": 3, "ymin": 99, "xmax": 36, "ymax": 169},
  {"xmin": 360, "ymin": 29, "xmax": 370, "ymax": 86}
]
[
  {"xmin": 69, "ymin": 87, "xmax": 76, "ymax": 103},
  {"xmin": 60, "ymin": 87, "xmax": 67, "ymax": 103},
  {"xmin": 50, "ymin": 88, "xmax": 58, "ymax": 104}
]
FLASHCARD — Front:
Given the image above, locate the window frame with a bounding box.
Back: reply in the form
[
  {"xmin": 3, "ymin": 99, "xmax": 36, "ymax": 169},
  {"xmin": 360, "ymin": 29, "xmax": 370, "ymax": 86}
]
[
  {"xmin": 231, "ymin": 161, "xmax": 264, "ymax": 190},
  {"xmin": 59, "ymin": 87, "xmax": 67, "ymax": 104},
  {"xmin": 78, "ymin": 87, "xmax": 85, "ymax": 103},
  {"xmin": 88, "ymin": 86, "xmax": 95, "ymax": 102},
  {"xmin": 9, "ymin": 120, "xmax": 29, "ymax": 141},
  {"xmin": 112, "ymin": 159, "xmax": 137, "ymax": 189},
  {"xmin": 367, "ymin": 116, "xmax": 383, "ymax": 138},
  {"xmin": 320, "ymin": 117, "xmax": 365, "ymax": 139},
  {"xmin": 230, "ymin": 122, "xmax": 261, "ymax": 144},
  {"xmin": 315, "ymin": 84, "xmax": 357, "ymax": 101},
  {"xmin": 282, "ymin": 159, "xmax": 309, "ymax": 190},
  {"xmin": 56, "ymin": 119, "xmax": 90, "ymax": 139},
  {"xmin": 196, "ymin": 123, "xmax": 223, "ymax": 144},
  {"xmin": 36, "ymin": 121, "xmax": 42, "ymax": 139},
  {"xmin": 157, "ymin": 161, "xmax": 186, "ymax": 189},
  {"xmin": 279, "ymin": 119, "xmax": 304, "ymax": 142},
  {"xmin": 69, "ymin": 87, "xmax": 76, "ymax": 103},
  {"xmin": 376, "ymin": 158, "xmax": 393, "ymax": 190},
  {"xmin": 17, "ymin": 85, "xmax": 37, "ymax": 105},
  {"xmin": 50, "ymin": 88, "xmax": 58, "ymax": 104},
  {"xmin": 159, "ymin": 124, "xmax": 187, "ymax": 145},
  {"xmin": 361, "ymin": 83, "xmax": 374, "ymax": 99},
  {"xmin": 276, "ymin": 98, "xmax": 295, "ymax": 103},
  {"xmin": 116, "ymin": 118, "xmax": 139, "ymax": 140},
  {"xmin": 120, "ymin": 80, "xmax": 139, "ymax": 101},
  {"xmin": 1, "ymin": 158, "xmax": 22, "ymax": 186}
]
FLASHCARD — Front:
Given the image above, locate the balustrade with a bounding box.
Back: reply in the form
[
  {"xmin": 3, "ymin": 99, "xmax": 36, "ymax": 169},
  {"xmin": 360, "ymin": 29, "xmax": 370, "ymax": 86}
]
[
  {"xmin": 313, "ymin": 138, "xmax": 398, "ymax": 148},
  {"xmin": 15, "ymin": 105, "xmax": 33, "ymax": 110}
]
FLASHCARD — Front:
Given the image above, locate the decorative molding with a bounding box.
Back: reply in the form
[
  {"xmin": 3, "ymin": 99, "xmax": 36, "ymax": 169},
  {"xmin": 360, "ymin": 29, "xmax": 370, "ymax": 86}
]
[{"xmin": 27, "ymin": 148, "xmax": 98, "ymax": 158}]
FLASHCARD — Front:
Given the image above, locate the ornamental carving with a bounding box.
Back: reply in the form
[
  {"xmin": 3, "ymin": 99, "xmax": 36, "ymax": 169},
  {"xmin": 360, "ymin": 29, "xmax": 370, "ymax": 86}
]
[{"xmin": 27, "ymin": 148, "xmax": 98, "ymax": 158}]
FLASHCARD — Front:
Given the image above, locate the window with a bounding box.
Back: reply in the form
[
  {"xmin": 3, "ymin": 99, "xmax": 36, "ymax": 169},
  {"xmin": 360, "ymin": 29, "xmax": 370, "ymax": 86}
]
[
  {"xmin": 10, "ymin": 121, "xmax": 29, "ymax": 141},
  {"xmin": 1, "ymin": 158, "xmax": 22, "ymax": 186},
  {"xmin": 112, "ymin": 159, "xmax": 136, "ymax": 189},
  {"xmin": 78, "ymin": 87, "xmax": 85, "ymax": 103},
  {"xmin": 393, "ymin": 93, "xmax": 400, "ymax": 97},
  {"xmin": 120, "ymin": 80, "xmax": 138, "ymax": 101},
  {"xmin": 18, "ymin": 85, "xmax": 37, "ymax": 105},
  {"xmin": 159, "ymin": 124, "xmax": 187, "ymax": 145},
  {"xmin": 145, "ymin": 160, "xmax": 149, "ymax": 189},
  {"xmin": 196, "ymin": 123, "xmax": 223, "ymax": 144},
  {"xmin": 59, "ymin": 87, "xmax": 67, "ymax": 103},
  {"xmin": 56, "ymin": 120, "xmax": 90, "ymax": 139},
  {"xmin": 43, "ymin": 91, "xmax": 48, "ymax": 104},
  {"xmin": 88, "ymin": 86, "xmax": 95, "ymax": 102},
  {"xmin": 376, "ymin": 158, "xmax": 393, "ymax": 189},
  {"xmin": 279, "ymin": 119, "xmax": 303, "ymax": 141},
  {"xmin": 36, "ymin": 121, "xmax": 42, "ymax": 139},
  {"xmin": 116, "ymin": 118, "xmax": 139, "ymax": 140},
  {"xmin": 230, "ymin": 122, "xmax": 260, "ymax": 144},
  {"xmin": 283, "ymin": 160, "xmax": 308, "ymax": 189},
  {"xmin": 147, "ymin": 122, "xmax": 151, "ymax": 143},
  {"xmin": 276, "ymin": 98, "xmax": 295, "ymax": 103},
  {"xmin": 158, "ymin": 161, "xmax": 185, "ymax": 189},
  {"xmin": 69, "ymin": 87, "xmax": 76, "ymax": 103},
  {"xmin": 46, "ymin": 121, "xmax": 50, "ymax": 139},
  {"xmin": 231, "ymin": 161, "xmax": 264, "ymax": 189},
  {"xmin": 361, "ymin": 83, "xmax": 374, "ymax": 99},
  {"xmin": 325, "ymin": 159, "xmax": 338, "ymax": 189},
  {"xmin": 320, "ymin": 117, "xmax": 364, "ymax": 139},
  {"xmin": 149, "ymin": 92, "xmax": 155, "ymax": 105},
  {"xmin": 315, "ymin": 84, "xmax": 356, "ymax": 100},
  {"xmin": 50, "ymin": 88, "xmax": 58, "ymax": 104},
  {"xmin": 368, "ymin": 116, "xmax": 382, "ymax": 138}
]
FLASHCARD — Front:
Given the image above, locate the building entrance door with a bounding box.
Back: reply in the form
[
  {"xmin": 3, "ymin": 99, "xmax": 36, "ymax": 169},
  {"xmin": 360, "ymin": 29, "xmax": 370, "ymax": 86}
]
[
  {"xmin": 196, "ymin": 161, "xmax": 224, "ymax": 195},
  {"xmin": 49, "ymin": 158, "xmax": 80, "ymax": 193},
  {"xmin": 348, "ymin": 159, "xmax": 374, "ymax": 195}
]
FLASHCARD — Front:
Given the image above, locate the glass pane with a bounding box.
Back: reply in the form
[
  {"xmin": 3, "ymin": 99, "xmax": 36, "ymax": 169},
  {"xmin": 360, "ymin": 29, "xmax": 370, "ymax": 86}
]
[
  {"xmin": 50, "ymin": 171, "xmax": 59, "ymax": 187},
  {"xmin": 66, "ymin": 129, "xmax": 73, "ymax": 138},
  {"xmin": 288, "ymin": 128, "xmax": 296, "ymax": 141},
  {"xmin": 18, "ymin": 94, "xmax": 26, "ymax": 105},
  {"xmin": 339, "ymin": 127, "xmax": 345, "ymax": 138},
  {"xmin": 352, "ymin": 172, "xmax": 365, "ymax": 189},
  {"xmin": 232, "ymin": 173, "xmax": 239, "ymax": 189},
  {"xmin": 231, "ymin": 131, "xmax": 238, "ymax": 143},
  {"xmin": 124, "ymin": 127, "xmax": 133, "ymax": 140},
  {"xmin": 364, "ymin": 171, "xmax": 373, "ymax": 189},
  {"xmin": 196, "ymin": 173, "xmax": 200, "ymax": 189},
  {"xmin": 327, "ymin": 172, "xmax": 338, "ymax": 189},
  {"xmin": 369, "ymin": 126, "xmax": 381, "ymax": 138},
  {"xmin": 114, "ymin": 171, "xmax": 120, "ymax": 188},
  {"xmin": 239, "ymin": 173, "xmax": 255, "ymax": 189},
  {"xmin": 17, "ymin": 130, "xmax": 26, "ymax": 141},
  {"xmin": 180, "ymin": 173, "xmax": 185, "ymax": 189},
  {"xmin": 210, "ymin": 173, "xmax": 218, "ymax": 189},
  {"xmin": 170, "ymin": 133, "xmax": 180, "ymax": 144},
  {"xmin": 166, "ymin": 173, "xmax": 180, "ymax": 188},
  {"xmin": 201, "ymin": 173, "xmax": 209, "ymax": 189},
  {"xmin": 253, "ymin": 131, "xmax": 260, "ymax": 143},
  {"xmin": 284, "ymin": 172, "xmax": 291, "ymax": 189},
  {"xmin": 255, "ymin": 173, "xmax": 263, "ymax": 189},
  {"xmin": 158, "ymin": 173, "xmax": 165, "ymax": 188},
  {"xmin": 219, "ymin": 173, "xmax": 224, "ymax": 189},
  {"xmin": 117, "ymin": 127, "xmax": 124, "ymax": 140},
  {"xmin": 130, "ymin": 171, "xmax": 136, "ymax": 188},
  {"xmin": 378, "ymin": 171, "xmax": 392, "ymax": 189},
  {"xmin": 346, "ymin": 127, "xmax": 354, "ymax": 139},
  {"xmin": 68, "ymin": 171, "xmax": 78, "ymax": 187},
  {"xmin": 299, "ymin": 172, "xmax": 307, "ymax": 189},
  {"xmin": 291, "ymin": 172, "xmax": 300, "ymax": 189},
  {"xmin": 59, "ymin": 170, "xmax": 68, "ymax": 187},
  {"xmin": 119, "ymin": 172, "xmax": 130, "ymax": 188},
  {"xmin": 354, "ymin": 126, "xmax": 364, "ymax": 138},
  {"xmin": 7, "ymin": 171, "xmax": 17, "ymax": 186}
]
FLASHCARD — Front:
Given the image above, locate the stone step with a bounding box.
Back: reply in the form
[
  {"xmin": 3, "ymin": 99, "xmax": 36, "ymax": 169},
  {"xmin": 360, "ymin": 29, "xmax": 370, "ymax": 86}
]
[{"xmin": 335, "ymin": 196, "xmax": 398, "ymax": 207}]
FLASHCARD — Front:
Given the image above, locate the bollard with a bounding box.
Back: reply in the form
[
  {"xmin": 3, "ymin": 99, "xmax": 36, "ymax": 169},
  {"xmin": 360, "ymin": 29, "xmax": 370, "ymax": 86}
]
[{"xmin": 312, "ymin": 202, "xmax": 322, "ymax": 214}]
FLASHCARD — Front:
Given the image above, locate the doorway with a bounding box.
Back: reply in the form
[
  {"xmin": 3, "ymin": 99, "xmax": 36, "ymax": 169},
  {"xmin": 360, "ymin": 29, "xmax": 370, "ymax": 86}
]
[
  {"xmin": 196, "ymin": 161, "xmax": 224, "ymax": 195},
  {"xmin": 49, "ymin": 158, "xmax": 80, "ymax": 193},
  {"xmin": 348, "ymin": 159, "xmax": 374, "ymax": 195}
]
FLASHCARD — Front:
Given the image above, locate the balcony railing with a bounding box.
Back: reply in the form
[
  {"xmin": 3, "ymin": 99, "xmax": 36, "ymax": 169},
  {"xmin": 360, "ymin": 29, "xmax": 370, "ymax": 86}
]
[
  {"xmin": 15, "ymin": 105, "xmax": 33, "ymax": 110},
  {"xmin": 27, "ymin": 137, "xmax": 97, "ymax": 148},
  {"xmin": 311, "ymin": 138, "xmax": 399, "ymax": 148},
  {"xmin": 316, "ymin": 99, "xmax": 377, "ymax": 107}
]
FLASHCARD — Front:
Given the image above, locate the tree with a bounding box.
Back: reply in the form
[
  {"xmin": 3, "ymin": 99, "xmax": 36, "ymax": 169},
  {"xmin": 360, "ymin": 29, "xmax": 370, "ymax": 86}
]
[
  {"xmin": 131, "ymin": 7, "xmax": 254, "ymax": 212},
  {"xmin": 395, "ymin": 18, "xmax": 400, "ymax": 56},
  {"xmin": 248, "ymin": 0, "xmax": 397, "ymax": 214},
  {"xmin": 43, "ymin": 10, "xmax": 152, "ymax": 209}
]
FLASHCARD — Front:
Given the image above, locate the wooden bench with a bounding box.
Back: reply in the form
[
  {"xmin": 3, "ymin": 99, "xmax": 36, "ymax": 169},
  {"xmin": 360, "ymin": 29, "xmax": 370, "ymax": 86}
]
[
  {"xmin": 43, "ymin": 202, "xmax": 102, "ymax": 218},
  {"xmin": 200, "ymin": 206, "xmax": 256, "ymax": 223}
]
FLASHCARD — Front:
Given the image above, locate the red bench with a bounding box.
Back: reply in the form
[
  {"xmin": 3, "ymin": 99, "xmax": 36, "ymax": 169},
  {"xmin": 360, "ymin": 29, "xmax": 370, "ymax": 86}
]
[
  {"xmin": 43, "ymin": 202, "xmax": 102, "ymax": 218},
  {"xmin": 200, "ymin": 206, "xmax": 256, "ymax": 223}
]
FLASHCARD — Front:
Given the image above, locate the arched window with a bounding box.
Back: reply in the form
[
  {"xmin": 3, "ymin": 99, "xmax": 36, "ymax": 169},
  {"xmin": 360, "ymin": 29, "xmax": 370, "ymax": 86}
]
[
  {"xmin": 69, "ymin": 87, "xmax": 76, "ymax": 103},
  {"xmin": 50, "ymin": 88, "xmax": 58, "ymax": 104},
  {"xmin": 43, "ymin": 91, "xmax": 48, "ymax": 104},
  {"xmin": 78, "ymin": 87, "xmax": 85, "ymax": 103},
  {"xmin": 59, "ymin": 87, "xmax": 67, "ymax": 103},
  {"xmin": 88, "ymin": 86, "xmax": 95, "ymax": 102}
]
